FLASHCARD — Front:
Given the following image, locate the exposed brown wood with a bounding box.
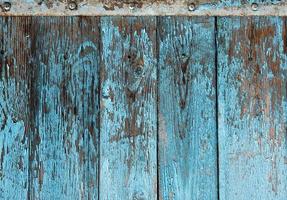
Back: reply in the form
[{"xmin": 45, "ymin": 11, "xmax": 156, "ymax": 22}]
[
  {"xmin": 218, "ymin": 17, "xmax": 287, "ymax": 200},
  {"xmin": 0, "ymin": 16, "xmax": 32, "ymax": 200}
]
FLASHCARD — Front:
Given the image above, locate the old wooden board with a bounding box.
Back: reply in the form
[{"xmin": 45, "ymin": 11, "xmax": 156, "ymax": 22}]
[
  {"xmin": 158, "ymin": 17, "xmax": 218, "ymax": 200},
  {"xmin": 0, "ymin": 17, "xmax": 31, "ymax": 200},
  {"xmin": 2, "ymin": 15, "xmax": 287, "ymax": 200},
  {"xmin": 99, "ymin": 16, "xmax": 157, "ymax": 200},
  {"xmin": 28, "ymin": 17, "xmax": 100, "ymax": 199},
  {"xmin": 0, "ymin": 17, "xmax": 100, "ymax": 199},
  {"xmin": 218, "ymin": 17, "xmax": 287, "ymax": 200},
  {"xmin": 0, "ymin": 0, "xmax": 287, "ymax": 16}
]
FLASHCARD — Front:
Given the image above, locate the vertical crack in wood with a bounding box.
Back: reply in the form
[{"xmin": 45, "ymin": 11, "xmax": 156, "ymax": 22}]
[{"xmin": 214, "ymin": 16, "xmax": 220, "ymax": 200}]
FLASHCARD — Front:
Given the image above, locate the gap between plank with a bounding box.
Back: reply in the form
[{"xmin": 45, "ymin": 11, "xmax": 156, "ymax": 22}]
[{"xmin": 214, "ymin": 16, "xmax": 220, "ymax": 200}]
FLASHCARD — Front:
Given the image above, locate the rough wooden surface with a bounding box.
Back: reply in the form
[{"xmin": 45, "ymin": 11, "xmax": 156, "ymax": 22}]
[
  {"xmin": 28, "ymin": 17, "xmax": 100, "ymax": 200},
  {"xmin": 0, "ymin": 17, "xmax": 31, "ymax": 200},
  {"xmin": 99, "ymin": 17, "xmax": 157, "ymax": 200},
  {"xmin": 0, "ymin": 17, "xmax": 100, "ymax": 200},
  {"xmin": 218, "ymin": 17, "xmax": 287, "ymax": 200},
  {"xmin": 1, "ymin": 16, "xmax": 287, "ymax": 200},
  {"xmin": 158, "ymin": 16, "xmax": 218, "ymax": 200},
  {"xmin": 0, "ymin": 0, "xmax": 287, "ymax": 16}
]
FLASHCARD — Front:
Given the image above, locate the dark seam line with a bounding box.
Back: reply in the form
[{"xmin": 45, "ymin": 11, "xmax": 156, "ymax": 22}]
[
  {"xmin": 25, "ymin": 16, "xmax": 31, "ymax": 200},
  {"xmin": 28, "ymin": 16, "xmax": 36, "ymax": 200},
  {"xmin": 78, "ymin": 16, "xmax": 88, "ymax": 200},
  {"xmin": 97, "ymin": 16, "xmax": 102, "ymax": 200},
  {"xmin": 79, "ymin": 16, "xmax": 91, "ymax": 200},
  {"xmin": 214, "ymin": 16, "xmax": 220, "ymax": 200},
  {"xmin": 156, "ymin": 16, "xmax": 160, "ymax": 200}
]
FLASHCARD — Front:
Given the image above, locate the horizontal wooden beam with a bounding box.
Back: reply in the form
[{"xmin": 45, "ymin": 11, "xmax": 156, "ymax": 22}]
[{"xmin": 0, "ymin": 0, "xmax": 286, "ymax": 16}]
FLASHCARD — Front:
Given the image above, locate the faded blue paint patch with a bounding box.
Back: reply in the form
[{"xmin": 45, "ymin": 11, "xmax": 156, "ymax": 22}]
[
  {"xmin": 100, "ymin": 17, "xmax": 157, "ymax": 200},
  {"xmin": 18, "ymin": 17, "xmax": 100, "ymax": 200},
  {"xmin": 0, "ymin": 115, "xmax": 28, "ymax": 200},
  {"xmin": 158, "ymin": 17, "xmax": 218, "ymax": 200},
  {"xmin": 218, "ymin": 17, "xmax": 287, "ymax": 200},
  {"xmin": 0, "ymin": 17, "xmax": 31, "ymax": 200}
]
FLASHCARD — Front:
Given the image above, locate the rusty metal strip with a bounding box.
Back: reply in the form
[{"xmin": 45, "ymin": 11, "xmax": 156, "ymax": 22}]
[{"xmin": 0, "ymin": 0, "xmax": 286, "ymax": 16}]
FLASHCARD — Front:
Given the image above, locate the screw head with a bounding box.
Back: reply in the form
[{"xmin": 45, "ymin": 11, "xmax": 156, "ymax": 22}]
[
  {"xmin": 251, "ymin": 3, "xmax": 258, "ymax": 11},
  {"xmin": 188, "ymin": 3, "xmax": 196, "ymax": 11},
  {"xmin": 129, "ymin": 3, "xmax": 135, "ymax": 10},
  {"xmin": 2, "ymin": 2, "xmax": 11, "ymax": 12},
  {"xmin": 103, "ymin": 3, "xmax": 112, "ymax": 10},
  {"xmin": 68, "ymin": 1, "xmax": 77, "ymax": 10}
]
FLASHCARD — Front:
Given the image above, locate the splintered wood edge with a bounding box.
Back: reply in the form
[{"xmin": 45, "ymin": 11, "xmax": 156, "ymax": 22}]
[{"xmin": 0, "ymin": 2, "xmax": 286, "ymax": 16}]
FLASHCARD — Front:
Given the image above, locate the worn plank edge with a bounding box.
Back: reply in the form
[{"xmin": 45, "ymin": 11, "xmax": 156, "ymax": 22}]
[{"xmin": 0, "ymin": 3, "xmax": 287, "ymax": 16}]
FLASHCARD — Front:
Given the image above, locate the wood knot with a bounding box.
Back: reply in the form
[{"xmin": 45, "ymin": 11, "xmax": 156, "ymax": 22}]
[
  {"xmin": 126, "ymin": 88, "xmax": 136, "ymax": 102},
  {"xmin": 126, "ymin": 51, "xmax": 137, "ymax": 63},
  {"xmin": 132, "ymin": 191, "xmax": 145, "ymax": 200},
  {"xmin": 179, "ymin": 99, "xmax": 186, "ymax": 109},
  {"xmin": 63, "ymin": 52, "xmax": 69, "ymax": 60},
  {"xmin": 135, "ymin": 65, "xmax": 143, "ymax": 76},
  {"xmin": 181, "ymin": 53, "xmax": 189, "ymax": 63}
]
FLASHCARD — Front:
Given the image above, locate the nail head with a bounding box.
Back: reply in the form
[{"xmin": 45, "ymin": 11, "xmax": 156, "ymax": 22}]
[
  {"xmin": 129, "ymin": 3, "xmax": 135, "ymax": 10},
  {"xmin": 68, "ymin": 1, "xmax": 77, "ymax": 10},
  {"xmin": 103, "ymin": 3, "xmax": 112, "ymax": 10},
  {"xmin": 188, "ymin": 3, "xmax": 196, "ymax": 11},
  {"xmin": 3, "ymin": 2, "xmax": 11, "ymax": 12},
  {"xmin": 251, "ymin": 3, "xmax": 259, "ymax": 11}
]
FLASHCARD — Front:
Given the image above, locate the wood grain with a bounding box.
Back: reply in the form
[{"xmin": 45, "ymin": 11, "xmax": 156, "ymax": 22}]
[
  {"xmin": 26, "ymin": 17, "xmax": 100, "ymax": 199},
  {"xmin": 218, "ymin": 17, "xmax": 287, "ymax": 200},
  {"xmin": 158, "ymin": 16, "xmax": 218, "ymax": 200},
  {"xmin": 2, "ymin": 15, "xmax": 287, "ymax": 200},
  {"xmin": 0, "ymin": 16, "xmax": 100, "ymax": 200},
  {"xmin": 99, "ymin": 16, "xmax": 157, "ymax": 200},
  {"xmin": 0, "ymin": 17, "xmax": 32, "ymax": 200}
]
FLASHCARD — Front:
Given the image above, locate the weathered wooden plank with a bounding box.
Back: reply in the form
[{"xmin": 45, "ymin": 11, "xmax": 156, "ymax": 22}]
[
  {"xmin": 218, "ymin": 17, "xmax": 287, "ymax": 200},
  {"xmin": 0, "ymin": 0, "xmax": 286, "ymax": 16},
  {"xmin": 0, "ymin": 17, "xmax": 32, "ymax": 200},
  {"xmin": 158, "ymin": 16, "xmax": 218, "ymax": 200},
  {"xmin": 100, "ymin": 16, "xmax": 157, "ymax": 200},
  {"xmin": 28, "ymin": 17, "xmax": 100, "ymax": 199}
]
